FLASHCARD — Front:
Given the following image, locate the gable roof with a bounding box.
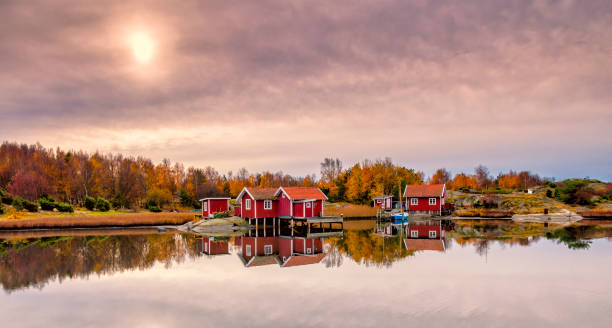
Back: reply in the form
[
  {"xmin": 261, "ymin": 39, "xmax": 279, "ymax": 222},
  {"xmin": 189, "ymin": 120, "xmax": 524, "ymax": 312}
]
[
  {"xmin": 372, "ymin": 195, "xmax": 393, "ymax": 200},
  {"xmin": 403, "ymin": 239, "xmax": 446, "ymax": 252},
  {"xmin": 275, "ymin": 187, "xmax": 328, "ymax": 200},
  {"xmin": 281, "ymin": 253, "xmax": 326, "ymax": 267},
  {"xmin": 236, "ymin": 187, "xmax": 278, "ymax": 201},
  {"xmin": 403, "ymin": 184, "xmax": 445, "ymax": 198}
]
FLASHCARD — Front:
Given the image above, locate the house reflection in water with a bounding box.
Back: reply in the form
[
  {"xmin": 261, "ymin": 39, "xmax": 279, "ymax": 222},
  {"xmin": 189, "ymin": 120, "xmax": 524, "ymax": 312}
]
[
  {"xmin": 201, "ymin": 236, "xmax": 230, "ymax": 256},
  {"xmin": 238, "ymin": 219, "xmax": 341, "ymax": 268},
  {"xmin": 374, "ymin": 220, "xmax": 453, "ymax": 253},
  {"xmin": 404, "ymin": 220, "xmax": 451, "ymax": 252}
]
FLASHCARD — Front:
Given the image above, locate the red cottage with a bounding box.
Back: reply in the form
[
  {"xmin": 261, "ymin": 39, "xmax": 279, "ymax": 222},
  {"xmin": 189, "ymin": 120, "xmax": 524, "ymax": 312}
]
[
  {"xmin": 200, "ymin": 197, "xmax": 230, "ymax": 218},
  {"xmin": 235, "ymin": 187, "xmax": 278, "ymax": 219},
  {"xmin": 403, "ymin": 184, "xmax": 446, "ymax": 216},
  {"xmin": 373, "ymin": 195, "xmax": 393, "ymax": 210},
  {"xmin": 202, "ymin": 236, "xmax": 229, "ymax": 256},
  {"xmin": 274, "ymin": 187, "xmax": 328, "ymax": 218}
]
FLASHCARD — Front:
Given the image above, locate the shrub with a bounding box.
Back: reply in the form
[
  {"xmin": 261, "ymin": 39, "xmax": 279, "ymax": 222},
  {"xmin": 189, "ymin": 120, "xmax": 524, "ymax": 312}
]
[
  {"xmin": 84, "ymin": 196, "xmax": 96, "ymax": 210},
  {"xmin": 148, "ymin": 205, "xmax": 162, "ymax": 213},
  {"xmin": 1, "ymin": 189, "xmax": 13, "ymax": 205},
  {"xmin": 56, "ymin": 203, "xmax": 74, "ymax": 213},
  {"xmin": 95, "ymin": 197, "xmax": 111, "ymax": 212},
  {"xmin": 11, "ymin": 198, "xmax": 25, "ymax": 211},
  {"xmin": 545, "ymin": 189, "xmax": 553, "ymax": 198},
  {"xmin": 13, "ymin": 198, "xmax": 39, "ymax": 212},
  {"xmin": 39, "ymin": 197, "xmax": 57, "ymax": 211},
  {"xmin": 0, "ymin": 204, "xmax": 4, "ymax": 215}
]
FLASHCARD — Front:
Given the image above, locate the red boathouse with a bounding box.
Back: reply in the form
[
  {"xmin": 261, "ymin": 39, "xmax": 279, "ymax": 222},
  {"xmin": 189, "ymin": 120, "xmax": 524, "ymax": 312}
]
[
  {"xmin": 275, "ymin": 187, "xmax": 327, "ymax": 218},
  {"xmin": 235, "ymin": 187, "xmax": 278, "ymax": 219},
  {"xmin": 403, "ymin": 184, "xmax": 446, "ymax": 216},
  {"xmin": 373, "ymin": 195, "xmax": 393, "ymax": 210},
  {"xmin": 200, "ymin": 197, "xmax": 230, "ymax": 218}
]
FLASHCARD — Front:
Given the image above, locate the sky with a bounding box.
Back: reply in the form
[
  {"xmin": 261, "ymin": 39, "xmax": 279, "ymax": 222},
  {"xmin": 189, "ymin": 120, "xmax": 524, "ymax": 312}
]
[{"xmin": 1, "ymin": 0, "xmax": 611, "ymax": 181}]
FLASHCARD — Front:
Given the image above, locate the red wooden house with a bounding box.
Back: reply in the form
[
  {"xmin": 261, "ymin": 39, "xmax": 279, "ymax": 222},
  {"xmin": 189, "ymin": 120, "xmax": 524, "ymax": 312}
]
[
  {"xmin": 274, "ymin": 187, "xmax": 327, "ymax": 218},
  {"xmin": 403, "ymin": 184, "xmax": 446, "ymax": 215},
  {"xmin": 200, "ymin": 197, "xmax": 230, "ymax": 218},
  {"xmin": 373, "ymin": 195, "xmax": 393, "ymax": 210},
  {"xmin": 235, "ymin": 187, "xmax": 278, "ymax": 219},
  {"xmin": 201, "ymin": 236, "xmax": 229, "ymax": 256}
]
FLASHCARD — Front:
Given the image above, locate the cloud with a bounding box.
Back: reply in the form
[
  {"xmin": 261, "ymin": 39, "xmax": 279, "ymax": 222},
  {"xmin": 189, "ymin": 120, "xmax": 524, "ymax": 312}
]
[{"xmin": 1, "ymin": 0, "xmax": 611, "ymax": 179}]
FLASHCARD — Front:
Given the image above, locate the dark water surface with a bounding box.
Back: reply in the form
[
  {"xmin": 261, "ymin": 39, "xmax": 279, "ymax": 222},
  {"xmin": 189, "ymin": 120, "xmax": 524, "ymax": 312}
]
[{"xmin": 1, "ymin": 220, "xmax": 611, "ymax": 328}]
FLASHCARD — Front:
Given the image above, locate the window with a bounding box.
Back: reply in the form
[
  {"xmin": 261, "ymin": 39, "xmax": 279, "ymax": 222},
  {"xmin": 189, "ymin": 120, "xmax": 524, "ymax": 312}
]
[
  {"xmin": 264, "ymin": 245, "xmax": 273, "ymax": 255},
  {"xmin": 283, "ymin": 256, "xmax": 287, "ymax": 262},
  {"xmin": 429, "ymin": 198, "xmax": 437, "ymax": 205},
  {"xmin": 204, "ymin": 243, "xmax": 208, "ymax": 252},
  {"xmin": 411, "ymin": 230, "xmax": 418, "ymax": 238},
  {"xmin": 203, "ymin": 202, "xmax": 208, "ymax": 211},
  {"xmin": 411, "ymin": 198, "xmax": 418, "ymax": 205},
  {"xmin": 246, "ymin": 245, "xmax": 251, "ymax": 256},
  {"xmin": 245, "ymin": 199, "xmax": 251, "ymax": 210},
  {"xmin": 429, "ymin": 230, "xmax": 437, "ymax": 238},
  {"xmin": 264, "ymin": 200, "xmax": 272, "ymax": 210},
  {"xmin": 306, "ymin": 248, "xmax": 312, "ymax": 254},
  {"xmin": 377, "ymin": 200, "xmax": 381, "ymax": 203},
  {"xmin": 306, "ymin": 202, "xmax": 311, "ymax": 208}
]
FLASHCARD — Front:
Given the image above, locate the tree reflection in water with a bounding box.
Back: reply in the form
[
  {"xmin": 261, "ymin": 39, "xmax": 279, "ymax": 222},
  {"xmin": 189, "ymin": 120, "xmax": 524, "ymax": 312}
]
[{"xmin": 0, "ymin": 233, "xmax": 201, "ymax": 293}]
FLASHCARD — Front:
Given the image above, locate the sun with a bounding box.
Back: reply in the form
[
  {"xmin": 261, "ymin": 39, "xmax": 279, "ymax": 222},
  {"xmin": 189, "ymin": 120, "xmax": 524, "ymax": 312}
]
[{"xmin": 129, "ymin": 32, "xmax": 155, "ymax": 64}]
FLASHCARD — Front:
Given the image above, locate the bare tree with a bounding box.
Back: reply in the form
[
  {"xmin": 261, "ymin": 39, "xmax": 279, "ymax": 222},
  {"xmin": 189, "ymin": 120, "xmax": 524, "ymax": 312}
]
[{"xmin": 475, "ymin": 165, "xmax": 491, "ymax": 189}]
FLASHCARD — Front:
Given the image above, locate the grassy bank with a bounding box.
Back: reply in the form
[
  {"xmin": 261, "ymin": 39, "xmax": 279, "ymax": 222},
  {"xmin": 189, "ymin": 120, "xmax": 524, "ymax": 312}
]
[{"xmin": 0, "ymin": 212, "xmax": 193, "ymax": 230}]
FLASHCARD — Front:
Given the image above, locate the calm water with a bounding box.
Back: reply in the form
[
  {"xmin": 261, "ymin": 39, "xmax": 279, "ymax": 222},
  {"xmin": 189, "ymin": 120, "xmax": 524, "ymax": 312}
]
[{"xmin": 1, "ymin": 220, "xmax": 611, "ymax": 328}]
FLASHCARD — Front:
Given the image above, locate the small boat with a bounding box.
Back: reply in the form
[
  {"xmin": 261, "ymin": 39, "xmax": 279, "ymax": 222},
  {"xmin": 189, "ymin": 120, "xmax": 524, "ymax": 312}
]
[{"xmin": 391, "ymin": 212, "xmax": 410, "ymax": 223}]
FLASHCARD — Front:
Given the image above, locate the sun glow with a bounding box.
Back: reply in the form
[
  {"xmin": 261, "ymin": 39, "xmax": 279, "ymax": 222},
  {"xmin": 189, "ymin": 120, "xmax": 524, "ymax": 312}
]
[{"xmin": 129, "ymin": 32, "xmax": 155, "ymax": 64}]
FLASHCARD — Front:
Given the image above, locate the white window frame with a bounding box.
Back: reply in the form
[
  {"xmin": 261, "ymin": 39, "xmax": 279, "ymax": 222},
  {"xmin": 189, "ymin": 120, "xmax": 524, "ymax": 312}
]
[
  {"xmin": 429, "ymin": 230, "xmax": 437, "ymax": 238},
  {"xmin": 306, "ymin": 247, "xmax": 312, "ymax": 254},
  {"xmin": 411, "ymin": 198, "xmax": 418, "ymax": 205},
  {"xmin": 429, "ymin": 198, "xmax": 437, "ymax": 205},
  {"xmin": 411, "ymin": 230, "xmax": 418, "ymax": 238},
  {"xmin": 264, "ymin": 245, "xmax": 273, "ymax": 255},
  {"xmin": 246, "ymin": 244, "xmax": 251, "ymax": 256},
  {"xmin": 203, "ymin": 202, "xmax": 208, "ymax": 211},
  {"xmin": 264, "ymin": 199, "xmax": 272, "ymax": 210},
  {"xmin": 245, "ymin": 199, "xmax": 251, "ymax": 210},
  {"xmin": 306, "ymin": 202, "xmax": 311, "ymax": 208}
]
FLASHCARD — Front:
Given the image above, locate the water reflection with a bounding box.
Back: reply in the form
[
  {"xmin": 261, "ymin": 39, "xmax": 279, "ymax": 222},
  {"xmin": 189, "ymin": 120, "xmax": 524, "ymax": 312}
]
[
  {"xmin": 0, "ymin": 231, "xmax": 201, "ymax": 293},
  {"xmin": 1, "ymin": 220, "xmax": 612, "ymax": 293}
]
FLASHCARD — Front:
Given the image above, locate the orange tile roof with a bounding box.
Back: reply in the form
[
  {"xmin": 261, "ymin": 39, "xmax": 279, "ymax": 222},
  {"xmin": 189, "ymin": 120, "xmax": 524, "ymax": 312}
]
[
  {"xmin": 247, "ymin": 187, "xmax": 278, "ymax": 200},
  {"xmin": 403, "ymin": 239, "xmax": 445, "ymax": 252},
  {"xmin": 280, "ymin": 187, "xmax": 328, "ymax": 200},
  {"xmin": 403, "ymin": 184, "xmax": 445, "ymax": 197},
  {"xmin": 282, "ymin": 253, "xmax": 326, "ymax": 267}
]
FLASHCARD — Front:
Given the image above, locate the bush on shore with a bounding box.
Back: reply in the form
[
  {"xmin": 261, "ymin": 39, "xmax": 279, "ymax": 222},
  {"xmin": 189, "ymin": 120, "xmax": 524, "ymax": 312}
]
[
  {"xmin": 96, "ymin": 197, "xmax": 111, "ymax": 212},
  {"xmin": 1, "ymin": 189, "xmax": 14, "ymax": 205},
  {"xmin": 56, "ymin": 203, "xmax": 74, "ymax": 213},
  {"xmin": 12, "ymin": 198, "xmax": 39, "ymax": 212},
  {"xmin": 39, "ymin": 197, "xmax": 57, "ymax": 211},
  {"xmin": 148, "ymin": 205, "xmax": 162, "ymax": 213},
  {"xmin": 84, "ymin": 196, "xmax": 96, "ymax": 211}
]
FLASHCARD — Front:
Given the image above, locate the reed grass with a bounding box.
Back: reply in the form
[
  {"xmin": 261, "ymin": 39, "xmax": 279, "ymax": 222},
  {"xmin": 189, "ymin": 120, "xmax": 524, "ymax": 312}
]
[{"xmin": 0, "ymin": 212, "xmax": 193, "ymax": 230}]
